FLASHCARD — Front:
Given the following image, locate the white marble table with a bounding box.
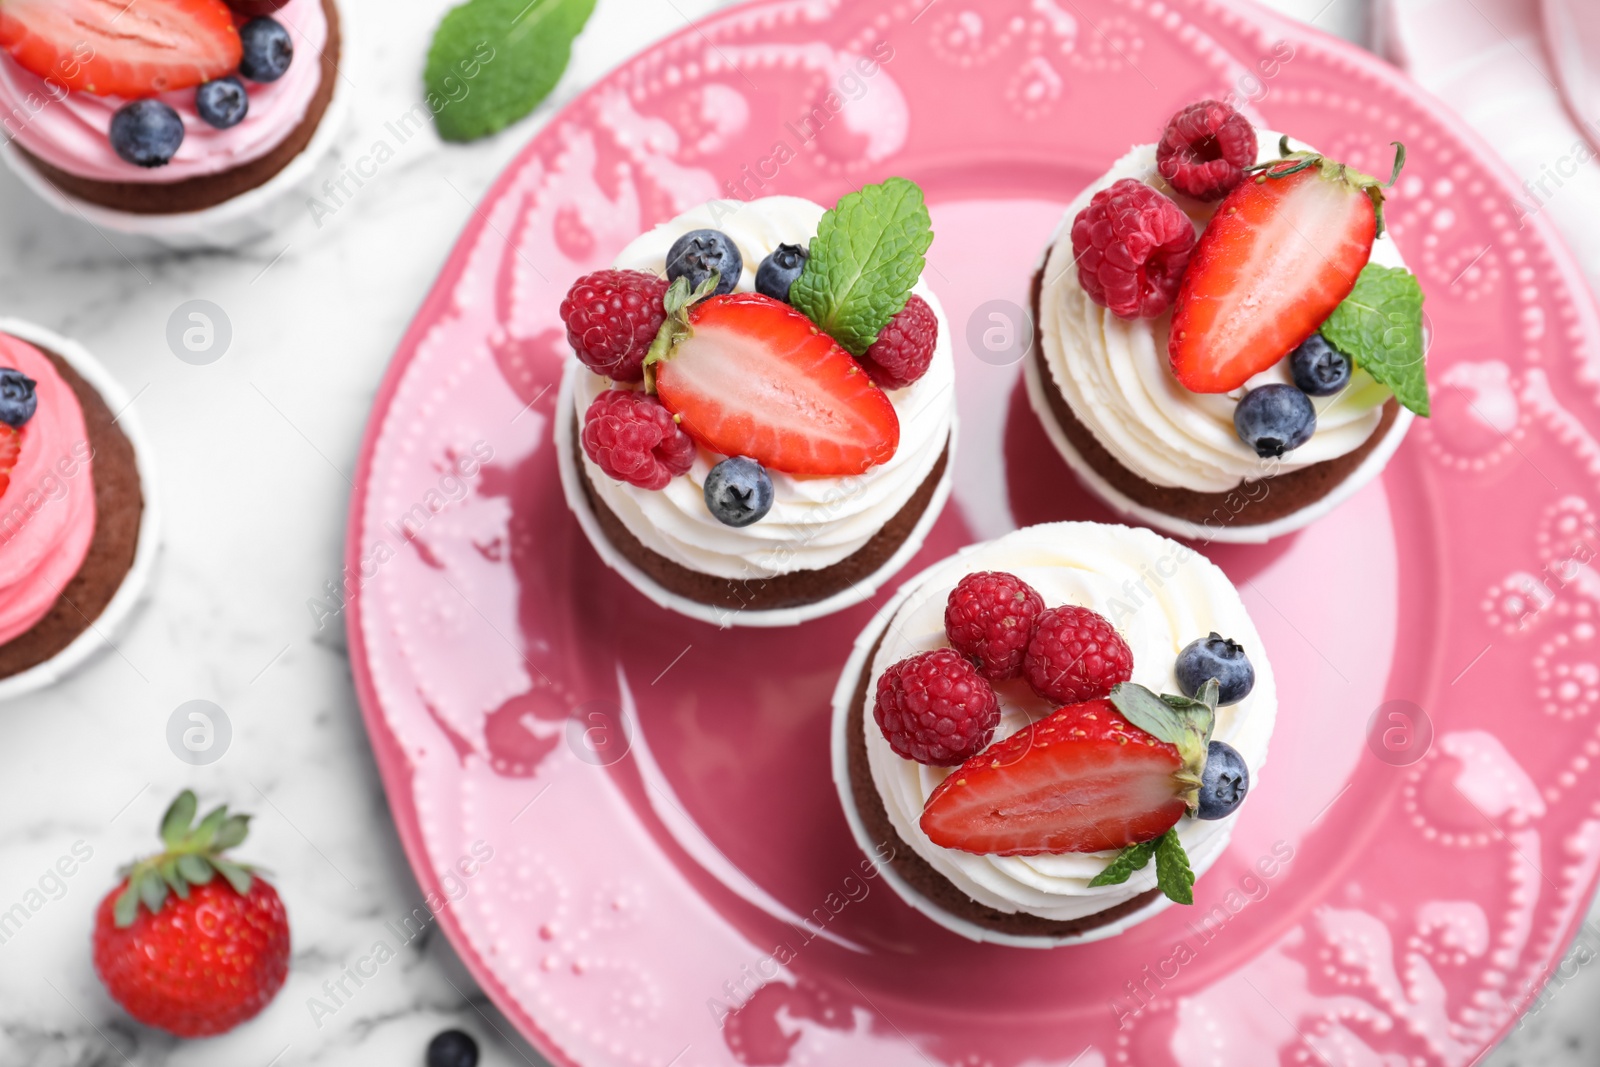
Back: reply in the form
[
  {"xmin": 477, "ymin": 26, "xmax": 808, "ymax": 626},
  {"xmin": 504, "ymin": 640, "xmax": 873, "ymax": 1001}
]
[{"xmin": 0, "ymin": 0, "xmax": 1586, "ymax": 1064}]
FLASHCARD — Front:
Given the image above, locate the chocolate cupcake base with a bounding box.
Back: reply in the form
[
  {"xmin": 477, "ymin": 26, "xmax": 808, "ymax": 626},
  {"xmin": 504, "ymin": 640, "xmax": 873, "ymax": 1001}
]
[
  {"xmin": 0, "ymin": 346, "xmax": 146, "ymax": 681},
  {"xmin": 1027, "ymin": 260, "xmax": 1410, "ymax": 542},
  {"xmin": 838, "ymin": 627, "xmax": 1162, "ymax": 944}
]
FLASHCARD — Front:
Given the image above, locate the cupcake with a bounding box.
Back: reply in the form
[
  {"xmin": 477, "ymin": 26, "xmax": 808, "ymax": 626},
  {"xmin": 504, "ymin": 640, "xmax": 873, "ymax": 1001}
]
[
  {"xmin": 555, "ymin": 183, "xmax": 957, "ymax": 627},
  {"xmin": 0, "ymin": 0, "xmax": 344, "ymax": 244},
  {"xmin": 0, "ymin": 320, "xmax": 158, "ymax": 701},
  {"xmin": 1028, "ymin": 100, "xmax": 1429, "ymax": 543},
  {"xmin": 831, "ymin": 522, "xmax": 1275, "ymax": 947}
]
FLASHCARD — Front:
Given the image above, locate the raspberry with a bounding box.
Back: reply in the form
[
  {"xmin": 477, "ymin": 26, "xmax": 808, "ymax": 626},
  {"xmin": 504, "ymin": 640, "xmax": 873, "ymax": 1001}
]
[
  {"xmin": 944, "ymin": 571, "xmax": 1045, "ymax": 682},
  {"xmin": 860, "ymin": 294, "xmax": 938, "ymax": 389},
  {"xmin": 581, "ymin": 389, "xmax": 697, "ymax": 490},
  {"xmin": 560, "ymin": 269, "xmax": 669, "ymax": 383},
  {"xmin": 1023, "ymin": 605, "xmax": 1134, "ymax": 705},
  {"xmin": 1070, "ymin": 179, "xmax": 1196, "ymax": 319},
  {"xmin": 1156, "ymin": 99, "xmax": 1258, "ymax": 202},
  {"xmin": 874, "ymin": 649, "xmax": 1000, "ymax": 766}
]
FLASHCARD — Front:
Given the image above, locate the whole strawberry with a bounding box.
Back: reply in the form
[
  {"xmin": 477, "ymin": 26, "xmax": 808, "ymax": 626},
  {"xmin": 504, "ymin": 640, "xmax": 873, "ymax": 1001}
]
[{"xmin": 92, "ymin": 791, "xmax": 290, "ymax": 1039}]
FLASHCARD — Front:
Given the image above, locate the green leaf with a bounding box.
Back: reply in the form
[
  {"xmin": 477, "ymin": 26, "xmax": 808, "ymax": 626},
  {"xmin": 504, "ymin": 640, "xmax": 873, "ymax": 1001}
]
[
  {"xmin": 212, "ymin": 858, "xmax": 254, "ymax": 897},
  {"xmin": 138, "ymin": 869, "xmax": 168, "ymax": 915},
  {"xmin": 213, "ymin": 814, "xmax": 251, "ymax": 852},
  {"xmin": 177, "ymin": 854, "xmax": 215, "ymax": 885},
  {"xmin": 113, "ymin": 883, "xmax": 140, "ymax": 928},
  {"xmin": 192, "ymin": 805, "xmax": 229, "ymax": 850},
  {"xmin": 157, "ymin": 857, "xmax": 189, "ymax": 900},
  {"xmin": 1154, "ymin": 830, "xmax": 1195, "ymax": 905},
  {"xmin": 1088, "ymin": 840, "xmax": 1159, "ymax": 887},
  {"xmin": 425, "ymin": 0, "xmax": 597, "ymax": 143},
  {"xmin": 1320, "ymin": 264, "xmax": 1429, "ymax": 417},
  {"xmin": 1113, "ymin": 682, "xmax": 1216, "ymax": 814},
  {"xmin": 160, "ymin": 791, "xmax": 197, "ymax": 849},
  {"xmin": 790, "ymin": 177, "xmax": 935, "ymax": 357}
]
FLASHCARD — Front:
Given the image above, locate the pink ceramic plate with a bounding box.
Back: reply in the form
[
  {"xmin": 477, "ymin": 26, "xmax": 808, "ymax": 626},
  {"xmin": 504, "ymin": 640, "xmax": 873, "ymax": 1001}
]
[{"xmin": 346, "ymin": 0, "xmax": 1600, "ymax": 1062}]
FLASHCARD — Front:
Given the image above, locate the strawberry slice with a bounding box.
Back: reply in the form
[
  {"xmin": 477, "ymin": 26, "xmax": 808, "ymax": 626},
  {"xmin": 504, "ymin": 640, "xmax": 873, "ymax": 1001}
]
[
  {"xmin": 0, "ymin": 424, "xmax": 19, "ymax": 501},
  {"xmin": 1169, "ymin": 145, "xmax": 1402, "ymax": 394},
  {"xmin": 652, "ymin": 292, "xmax": 899, "ymax": 476},
  {"xmin": 0, "ymin": 0, "xmax": 243, "ymax": 98},
  {"xmin": 920, "ymin": 699, "xmax": 1188, "ymax": 856}
]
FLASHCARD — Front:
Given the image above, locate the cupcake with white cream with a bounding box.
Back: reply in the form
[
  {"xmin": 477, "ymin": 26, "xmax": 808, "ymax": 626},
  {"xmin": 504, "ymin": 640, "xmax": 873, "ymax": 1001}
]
[
  {"xmin": 556, "ymin": 186, "xmax": 957, "ymax": 627},
  {"xmin": 831, "ymin": 522, "xmax": 1275, "ymax": 947},
  {"xmin": 1028, "ymin": 100, "xmax": 1429, "ymax": 543}
]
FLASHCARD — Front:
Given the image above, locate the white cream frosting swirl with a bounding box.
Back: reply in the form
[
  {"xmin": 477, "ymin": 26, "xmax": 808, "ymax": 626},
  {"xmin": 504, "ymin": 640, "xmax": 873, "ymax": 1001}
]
[
  {"xmin": 1039, "ymin": 135, "xmax": 1408, "ymax": 493},
  {"xmin": 571, "ymin": 196, "xmax": 955, "ymax": 581},
  {"xmin": 862, "ymin": 523, "xmax": 1277, "ymax": 923}
]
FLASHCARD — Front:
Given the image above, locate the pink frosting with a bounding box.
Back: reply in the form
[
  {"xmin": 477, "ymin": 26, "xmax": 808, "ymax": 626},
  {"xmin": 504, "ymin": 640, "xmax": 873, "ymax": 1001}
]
[
  {"xmin": 0, "ymin": 334, "xmax": 96, "ymax": 646},
  {"xmin": 0, "ymin": 0, "xmax": 328, "ymax": 184}
]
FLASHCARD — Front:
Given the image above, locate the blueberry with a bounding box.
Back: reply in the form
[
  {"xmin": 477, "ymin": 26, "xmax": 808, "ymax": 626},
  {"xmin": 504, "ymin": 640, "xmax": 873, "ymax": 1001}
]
[
  {"xmin": 1234, "ymin": 383, "xmax": 1315, "ymax": 458},
  {"xmin": 755, "ymin": 243, "xmax": 808, "ymax": 303},
  {"xmin": 108, "ymin": 100, "xmax": 184, "ymax": 168},
  {"xmin": 1197, "ymin": 740, "xmax": 1249, "ymax": 820},
  {"xmin": 0, "ymin": 368, "xmax": 37, "ymax": 428},
  {"xmin": 238, "ymin": 17, "xmax": 294, "ymax": 82},
  {"xmin": 1289, "ymin": 333, "xmax": 1352, "ymax": 397},
  {"xmin": 426, "ymin": 1030, "xmax": 479, "ymax": 1067},
  {"xmin": 1176, "ymin": 632, "xmax": 1255, "ymax": 705},
  {"xmin": 704, "ymin": 456, "xmax": 774, "ymax": 527},
  {"xmin": 195, "ymin": 77, "xmax": 249, "ymax": 129},
  {"xmin": 666, "ymin": 229, "xmax": 742, "ymax": 296}
]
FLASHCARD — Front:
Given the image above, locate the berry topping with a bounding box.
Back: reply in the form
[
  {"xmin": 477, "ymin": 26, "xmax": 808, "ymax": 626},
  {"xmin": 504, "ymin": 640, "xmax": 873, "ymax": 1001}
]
[
  {"xmin": 91, "ymin": 791, "xmax": 289, "ymax": 1038},
  {"xmin": 943, "ymin": 571, "xmax": 1044, "ymax": 682},
  {"xmin": 237, "ymin": 16, "xmax": 292, "ymax": 82},
  {"xmin": 110, "ymin": 100, "xmax": 185, "ymax": 168},
  {"xmin": 427, "ymin": 1030, "xmax": 481, "ymax": 1067},
  {"xmin": 650, "ymin": 288, "xmax": 899, "ymax": 476},
  {"xmin": 195, "ymin": 76, "xmax": 249, "ymax": 129},
  {"xmin": 755, "ymin": 243, "xmax": 808, "ymax": 303},
  {"xmin": 581, "ymin": 389, "xmax": 696, "ymax": 490},
  {"xmin": 1156, "ymin": 100, "xmax": 1258, "ymax": 202},
  {"xmin": 666, "ymin": 229, "xmax": 742, "ymax": 297},
  {"xmin": 1234, "ymin": 383, "xmax": 1316, "ymax": 458},
  {"xmin": 859, "ymin": 293, "xmax": 939, "ymax": 390},
  {"xmin": 1071, "ymin": 178, "xmax": 1196, "ymax": 319},
  {"xmin": 920, "ymin": 698, "xmax": 1187, "ymax": 854},
  {"xmin": 1175, "ymin": 632, "xmax": 1256, "ymax": 705},
  {"xmin": 0, "ymin": 425, "xmax": 19, "ymax": 501},
  {"xmin": 0, "ymin": 0, "xmax": 241, "ymax": 98},
  {"xmin": 1023, "ymin": 605, "xmax": 1133, "ymax": 705},
  {"xmin": 1289, "ymin": 332, "xmax": 1352, "ymax": 396},
  {"xmin": 874, "ymin": 649, "xmax": 1001, "ymax": 766},
  {"xmin": 0, "ymin": 367, "xmax": 37, "ymax": 427},
  {"xmin": 703, "ymin": 455, "xmax": 774, "ymax": 527},
  {"xmin": 560, "ymin": 269, "xmax": 669, "ymax": 383},
  {"xmin": 1196, "ymin": 740, "xmax": 1249, "ymax": 819},
  {"xmin": 1169, "ymin": 141, "xmax": 1404, "ymax": 393}
]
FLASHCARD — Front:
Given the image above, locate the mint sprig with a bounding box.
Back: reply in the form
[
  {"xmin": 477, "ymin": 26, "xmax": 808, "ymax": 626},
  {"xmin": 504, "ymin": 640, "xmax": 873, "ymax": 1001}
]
[
  {"xmin": 1088, "ymin": 839, "xmax": 1158, "ymax": 887},
  {"xmin": 1154, "ymin": 829, "xmax": 1195, "ymax": 905},
  {"xmin": 1110, "ymin": 680, "xmax": 1217, "ymax": 814},
  {"xmin": 1320, "ymin": 264, "xmax": 1429, "ymax": 417},
  {"xmin": 425, "ymin": 0, "xmax": 597, "ymax": 143},
  {"xmin": 790, "ymin": 177, "xmax": 934, "ymax": 357}
]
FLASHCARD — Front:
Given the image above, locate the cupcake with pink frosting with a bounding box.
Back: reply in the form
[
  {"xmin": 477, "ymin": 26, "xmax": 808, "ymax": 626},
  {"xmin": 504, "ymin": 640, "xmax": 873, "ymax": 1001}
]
[
  {"xmin": 0, "ymin": 320, "xmax": 158, "ymax": 701},
  {"xmin": 0, "ymin": 0, "xmax": 345, "ymax": 243}
]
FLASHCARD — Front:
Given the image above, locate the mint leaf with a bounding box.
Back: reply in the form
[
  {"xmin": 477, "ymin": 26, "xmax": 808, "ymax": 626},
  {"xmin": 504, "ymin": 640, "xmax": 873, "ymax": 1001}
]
[
  {"xmin": 1154, "ymin": 830, "xmax": 1195, "ymax": 905},
  {"xmin": 1088, "ymin": 840, "xmax": 1159, "ymax": 887},
  {"xmin": 1320, "ymin": 264, "xmax": 1429, "ymax": 417},
  {"xmin": 425, "ymin": 0, "xmax": 597, "ymax": 143},
  {"xmin": 790, "ymin": 177, "xmax": 935, "ymax": 356}
]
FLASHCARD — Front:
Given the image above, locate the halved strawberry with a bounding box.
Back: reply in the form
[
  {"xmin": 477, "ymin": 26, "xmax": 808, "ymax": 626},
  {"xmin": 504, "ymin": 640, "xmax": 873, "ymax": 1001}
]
[
  {"xmin": 1169, "ymin": 145, "xmax": 1402, "ymax": 394},
  {"xmin": 920, "ymin": 699, "xmax": 1188, "ymax": 856},
  {"xmin": 651, "ymin": 292, "xmax": 899, "ymax": 476},
  {"xmin": 0, "ymin": 424, "xmax": 17, "ymax": 500},
  {"xmin": 0, "ymin": 0, "xmax": 242, "ymax": 98}
]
